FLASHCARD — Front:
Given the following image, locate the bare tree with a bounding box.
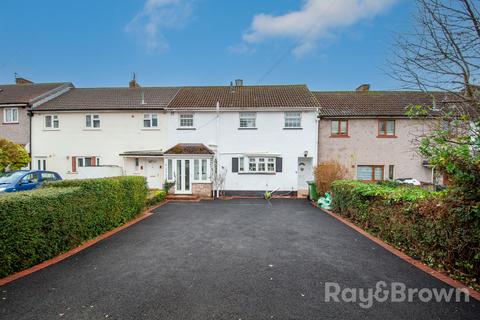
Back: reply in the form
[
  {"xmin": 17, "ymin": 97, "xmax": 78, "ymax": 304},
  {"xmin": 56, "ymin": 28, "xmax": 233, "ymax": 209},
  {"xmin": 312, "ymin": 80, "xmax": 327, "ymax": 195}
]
[{"xmin": 391, "ymin": 0, "xmax": 479, "ymax": 102}]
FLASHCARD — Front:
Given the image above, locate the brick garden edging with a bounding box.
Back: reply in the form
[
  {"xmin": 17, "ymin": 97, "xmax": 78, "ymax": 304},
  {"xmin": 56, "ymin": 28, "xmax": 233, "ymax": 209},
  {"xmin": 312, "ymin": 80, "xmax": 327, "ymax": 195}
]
[
  {"xmin": 0, "ymin": 200, "xmax": 171, "ymax": 287},
  {"xmin": 310, "ymin": 201, "xmax": 480, "ymax": 302}
]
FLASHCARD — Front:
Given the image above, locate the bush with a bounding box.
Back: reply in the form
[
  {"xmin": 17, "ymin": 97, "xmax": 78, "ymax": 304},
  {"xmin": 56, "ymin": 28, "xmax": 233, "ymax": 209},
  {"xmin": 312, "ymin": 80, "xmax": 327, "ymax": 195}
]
[
  {"xmin": 314, "ymin": 160, "xmax": 348, "ymax": 195},
  {"xmin": 0, "ymin": 176, "xmax": 148, "ymax": 278},
  {"xmin": 147, "ymin": 190, "xmax": 167, "ymax": 207},
  {"xmin": 331, "ymin": 180, "xmax": 479, "ymax": 287}
]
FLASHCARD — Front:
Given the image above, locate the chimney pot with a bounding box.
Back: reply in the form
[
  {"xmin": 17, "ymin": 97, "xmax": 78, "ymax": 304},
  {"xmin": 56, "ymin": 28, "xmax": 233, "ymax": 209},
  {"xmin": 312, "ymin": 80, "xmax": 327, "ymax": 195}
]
[
  {"xmin": 15, "ymin": 74, "xmax": 33, "ymax": 85},
  {"xmin": 129, "ymin": 73, "xmax": 141, "ymax": 88},
  {"xmin": 235, "ymin": 79, "xmax": 243, "ymax": 86},
  {"xmin": 356, "ymin": 84, "xmax": 370, "ymax": 92}
]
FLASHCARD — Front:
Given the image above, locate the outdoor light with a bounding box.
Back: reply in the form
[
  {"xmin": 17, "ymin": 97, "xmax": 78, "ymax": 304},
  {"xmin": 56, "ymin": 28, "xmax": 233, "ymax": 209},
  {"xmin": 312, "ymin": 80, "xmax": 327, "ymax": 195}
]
[{"xmin": 304, "ymin": 151, "xmax": 308, "ymax": 157}]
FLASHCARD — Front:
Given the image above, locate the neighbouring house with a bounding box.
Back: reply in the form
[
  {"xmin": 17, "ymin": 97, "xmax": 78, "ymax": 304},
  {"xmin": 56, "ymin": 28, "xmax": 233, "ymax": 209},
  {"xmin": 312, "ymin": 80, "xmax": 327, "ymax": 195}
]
[
  {"xmin": 314, "ymin": 85, "xmax": 452, "ymax": 184},
  {"xmin": 0, "ymin": 77, "xmax": 72, "ymax": 159},
  {"xmin": 31, "ymin": 86, "xmax": 180, "ymax": 185},
  {"xmin": 31, "ymin": 82, "xmax": 319, "ymax": 197}
]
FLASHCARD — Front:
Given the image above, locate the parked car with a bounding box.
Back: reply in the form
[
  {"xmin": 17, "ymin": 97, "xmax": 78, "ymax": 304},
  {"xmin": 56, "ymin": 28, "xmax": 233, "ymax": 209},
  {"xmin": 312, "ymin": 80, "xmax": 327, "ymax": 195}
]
[
  {"xmin": 0, "ymin": 170, "xmax": 62, "ymax": 193},
  {"xmin": 395, "ymin": 178, "xmax": 421, "ymax": 186}
]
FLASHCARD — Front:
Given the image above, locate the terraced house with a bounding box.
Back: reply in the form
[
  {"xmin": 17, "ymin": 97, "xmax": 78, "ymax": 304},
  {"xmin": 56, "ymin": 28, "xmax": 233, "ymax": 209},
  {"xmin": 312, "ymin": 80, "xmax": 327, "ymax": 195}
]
[
  {"xmin": 30, "ymin": 82, "xmax": 319, "ymax": 197},
  {"xmin": 10, "ymin": 79, "xmax": 448, "ymax": 197}
]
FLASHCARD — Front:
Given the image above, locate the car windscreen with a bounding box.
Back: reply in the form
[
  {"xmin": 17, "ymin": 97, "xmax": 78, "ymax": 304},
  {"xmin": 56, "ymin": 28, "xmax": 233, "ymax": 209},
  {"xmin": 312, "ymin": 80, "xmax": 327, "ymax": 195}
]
[{"xmin": 0, "ymin": 172, "xmax": 26, "ymax": 185}]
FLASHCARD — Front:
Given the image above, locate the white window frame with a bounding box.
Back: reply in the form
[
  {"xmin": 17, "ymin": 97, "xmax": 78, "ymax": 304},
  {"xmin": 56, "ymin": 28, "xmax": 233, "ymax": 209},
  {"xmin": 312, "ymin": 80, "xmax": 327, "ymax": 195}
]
[
  {"xmin": 284, "ymin": 112, "xmax": 302, "ymax": 128},
  {"xmin": 179, "ymin": 114, "xmax": 194, "ymax": 128},
  {"xmin": 143, "ymin": 113, "xmax": 158, "ymax": 128},
  {"xmin": 193, "ymin": 158, "xmax": 210, "ymax": 182},
  {"xmin": 239, "ymin": 112, "xmax": 256, "ymax": 128},
  {"xmin": 85, "ymin": 114, "xmax": 101, "ymax": 129},
  {"xmin": 3, "ymin": 107, "xmax": 18, "ymax": 124},
  {"xmin": 243, "ymin": 156, "xmax": 275, "ymax": 173},
  {"xmin": 44, "ymin": 114, "xmax": 59, "ymax": 129}
]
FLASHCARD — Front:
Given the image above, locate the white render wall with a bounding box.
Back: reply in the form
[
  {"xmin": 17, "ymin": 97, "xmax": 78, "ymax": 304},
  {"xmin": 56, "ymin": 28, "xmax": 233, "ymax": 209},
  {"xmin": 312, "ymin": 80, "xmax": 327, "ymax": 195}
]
[
  {"xmin": 31, "ymin": 111, "xmax": 168, "ymax": 179},
  {"xmin": 166, "ymin": 111, "xmax": 318, "ymax": 192}
]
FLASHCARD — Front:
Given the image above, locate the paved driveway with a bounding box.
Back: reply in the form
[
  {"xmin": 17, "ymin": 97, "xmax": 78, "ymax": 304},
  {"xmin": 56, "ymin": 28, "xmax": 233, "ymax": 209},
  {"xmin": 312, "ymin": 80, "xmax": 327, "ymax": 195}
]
[{"xmin": 0, "ymin": 199, "xmax": 478, "ymax": 319}]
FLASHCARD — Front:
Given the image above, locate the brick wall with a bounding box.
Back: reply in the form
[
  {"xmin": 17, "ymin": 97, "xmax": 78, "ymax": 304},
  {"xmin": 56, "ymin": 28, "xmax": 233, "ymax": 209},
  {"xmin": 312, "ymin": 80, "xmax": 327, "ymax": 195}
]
[{"xmin": 192, "ymin": 183, "xmax": 212, "ymax": 198}]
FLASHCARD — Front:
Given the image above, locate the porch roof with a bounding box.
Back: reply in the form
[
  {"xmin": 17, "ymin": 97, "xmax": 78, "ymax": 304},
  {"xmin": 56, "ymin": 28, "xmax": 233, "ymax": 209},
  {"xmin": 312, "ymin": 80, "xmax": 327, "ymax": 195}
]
[
  {"xmin": 119, "ymin": 150, "xmax": 164, "ymax": 157},
  {"xmin": 164, "ymin": 143, "xmax": 214, "ymax": 155}
]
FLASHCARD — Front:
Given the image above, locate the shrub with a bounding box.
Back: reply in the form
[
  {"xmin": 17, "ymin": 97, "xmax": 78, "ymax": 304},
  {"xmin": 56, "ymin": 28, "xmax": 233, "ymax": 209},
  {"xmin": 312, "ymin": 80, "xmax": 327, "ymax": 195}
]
[
  {"xmin": 0, "ymin": 176, "xmax": 148, "ymax": 278},
  {"xmin": 314, "ymin": 160, "xmax": 348, "ymax": 195},
  {"xmin": 147, "ymin": 190, "xmax": 167, "ymax": 207},
  {"xmin": 331, "ymin": 179, "xmax": 479, "ymax": 287}
]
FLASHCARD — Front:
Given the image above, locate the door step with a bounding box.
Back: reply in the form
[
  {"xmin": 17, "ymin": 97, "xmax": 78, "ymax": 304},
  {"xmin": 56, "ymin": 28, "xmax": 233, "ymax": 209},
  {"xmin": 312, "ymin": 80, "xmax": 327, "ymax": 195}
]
[{"xmin": 166, "ymin": 195, "xmax": 200, "ymax": 201}]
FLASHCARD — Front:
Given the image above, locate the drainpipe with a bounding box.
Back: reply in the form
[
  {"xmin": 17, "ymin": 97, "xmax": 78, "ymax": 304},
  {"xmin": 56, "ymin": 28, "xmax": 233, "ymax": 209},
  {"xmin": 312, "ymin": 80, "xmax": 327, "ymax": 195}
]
[
  {"xmin": 28, "ymin": 107, "xmax": 33, "ymax": 170},
  {"xmin": 315, "ymin": 108, "xmax": 320, "ymax": 164},
  {"xmin": 215, "ymin": 101, "xmax": 220, "ymax": 198}
]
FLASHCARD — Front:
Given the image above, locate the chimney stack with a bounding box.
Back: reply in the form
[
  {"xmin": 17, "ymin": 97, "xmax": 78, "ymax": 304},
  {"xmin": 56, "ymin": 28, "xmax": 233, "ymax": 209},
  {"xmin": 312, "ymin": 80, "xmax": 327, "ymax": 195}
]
[
  {"xmin": 129, "ymin": 73, "xmax": 141, "ymax": 88},
  {"xmin": 15, "ymin": 73, "xmax": 33, "ymax": 85},
  {"xmin": 356, "ymin": 84, "xmax": 370, "ymax": 92},
  {"xmin": 235, "ymin": 79, "xmax": 243, "ymax": 86}
]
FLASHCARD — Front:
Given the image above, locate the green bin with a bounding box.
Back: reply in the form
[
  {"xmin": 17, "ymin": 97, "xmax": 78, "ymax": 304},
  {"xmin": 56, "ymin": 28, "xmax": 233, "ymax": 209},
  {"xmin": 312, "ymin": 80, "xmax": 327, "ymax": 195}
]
[{"xmin": 307, "ymin": 181, "xmax": 318, "ymax": 201}]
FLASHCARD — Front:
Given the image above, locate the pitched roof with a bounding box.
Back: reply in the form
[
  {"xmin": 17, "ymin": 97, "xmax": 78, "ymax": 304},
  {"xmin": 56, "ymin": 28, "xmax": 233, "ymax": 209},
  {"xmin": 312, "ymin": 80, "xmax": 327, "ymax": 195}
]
[
  {"xmin": 0, "ymin": 83, "xmax": 70, "ymax": 105},
  {"xmin": 119, "ymin": 150, "xmax": 164, "ymax": 157},
  {"xmin": 314, "ymin": 91, "xmax": 455, "ymax": 117},
  {"xmin": 36, "ymin": 87, "xmax": 180, "ymax": 111},
  {"xmin": 164, "ymin": 143, "xmax": 214, "ymax": 155},
  {"xmin": 167, "ymin": 85, "xmax": 320, "ymax": 110}
]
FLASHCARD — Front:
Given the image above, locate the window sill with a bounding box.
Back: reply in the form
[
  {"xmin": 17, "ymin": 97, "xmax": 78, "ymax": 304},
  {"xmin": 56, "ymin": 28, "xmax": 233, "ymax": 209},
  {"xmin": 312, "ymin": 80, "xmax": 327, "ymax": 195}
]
[
  {"xmin": 283, "ymin": 127, "xmax": 303, "ymax": 130},
  {"xmin": 330, "ymin": 135, "xmax": 350, "ymax": 138},
  {"xmin": 43, "ymin": 129, "xmax": 60, "ymax": 131},
  {"xmin": 142, "ymin": 128, "xmax": 160, "ymax": 131},
  {"xmin": 83, "ymin": 128, "xmax": 102, "ymax": 131},
  {"xmin": 238, "ymin": 172, "xmax": 276, "ymax": 175},
  {"xmin": 177, "ymin": 127, "xmax": 196, "ymax": 130},
  {"xmin": 192, "ymin": 180, "xmax": 211, "ymax": 184},
  {"xmin": 238, "ymin": 127, "xmax": 257, "ymax": 130},
  {"xmin": 2, "ymin": 122, "xmax": 19, "ymax": 125},
  {"xmin": 377, "ymin": 135, "xmax": 397, "ymax": 138}
]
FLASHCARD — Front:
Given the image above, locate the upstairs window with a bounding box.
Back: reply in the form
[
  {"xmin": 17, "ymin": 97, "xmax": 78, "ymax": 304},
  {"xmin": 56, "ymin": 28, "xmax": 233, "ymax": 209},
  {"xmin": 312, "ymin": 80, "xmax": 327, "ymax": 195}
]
[
  {"xmin": 284, "ymin": 112, "xmax": 301, "ymax": 128},
  {"xmin": 179, "ymin": 114, "xmax": 194, "ymax": 127},
  {"xmin": 4, "ymin": 108, "xmax": 18, "ymax": 123},
  {"xmin": 143, "ymin": 114, "xmax": 158, "ymax": 128},
  {"xmin": 378, "ymin": 120, "xmax": 395, "ymax": 137},
  {"xmin": 239, "ymin": 112, "xmax": 256, "ymax": 128},
  {"xmin": 85, "ymin": 114, "xmax": 100, "ymax": 128},
  {"xmin": 45, "ymin": 115, "xmax": 59, "ymax": 129},
  {"xmin": 331, "ymin": 120, "xmax": 348, "ymax": 136}
]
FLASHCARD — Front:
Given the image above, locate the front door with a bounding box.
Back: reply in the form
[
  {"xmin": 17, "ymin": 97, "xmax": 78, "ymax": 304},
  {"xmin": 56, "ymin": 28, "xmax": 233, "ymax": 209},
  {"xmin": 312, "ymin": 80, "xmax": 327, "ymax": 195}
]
[
  {"xmin": 297, "ymin": 157, "xmax": 313, "ymax": 190},
  {"xmin": 175, "ymin": 159, "xmax": 192, "ymax": 194},
  {"xmin": 145, "ymin": 159, "xmax": 162, "ymax": 189}
]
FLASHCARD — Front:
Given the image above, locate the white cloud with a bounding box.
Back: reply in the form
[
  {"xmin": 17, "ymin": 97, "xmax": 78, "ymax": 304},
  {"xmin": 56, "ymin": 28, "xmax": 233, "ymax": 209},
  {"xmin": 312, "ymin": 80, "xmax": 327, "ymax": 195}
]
[
  {"xmin": 125, "ymin": 0, "xmax": 193, "ymax": 53},
  {"xmin": 242, "ymin": 0, "xmax": 397, "ymax": 57}
]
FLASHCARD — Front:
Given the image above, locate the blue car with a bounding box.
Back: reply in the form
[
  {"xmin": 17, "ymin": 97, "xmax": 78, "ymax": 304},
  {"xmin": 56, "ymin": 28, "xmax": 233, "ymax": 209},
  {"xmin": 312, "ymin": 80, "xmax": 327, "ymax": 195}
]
[{"xmin": 0, "ymin": 170, "xmax": 62, "ymax": 193}]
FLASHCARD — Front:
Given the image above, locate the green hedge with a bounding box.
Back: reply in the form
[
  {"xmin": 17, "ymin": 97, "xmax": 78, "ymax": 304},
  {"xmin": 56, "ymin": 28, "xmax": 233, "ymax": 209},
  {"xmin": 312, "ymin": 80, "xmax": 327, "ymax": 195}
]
[
  {"xmin": 0, "ymin": 176, "xmax": 148, "ymax": 278},
  {"xmin": 331, "ymin": 180, "xmax": 479, "ymax": 286}
]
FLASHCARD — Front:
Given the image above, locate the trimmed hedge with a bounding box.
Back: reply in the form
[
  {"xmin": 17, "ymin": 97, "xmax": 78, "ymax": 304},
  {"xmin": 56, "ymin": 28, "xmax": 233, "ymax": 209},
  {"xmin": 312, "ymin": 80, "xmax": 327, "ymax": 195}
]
[
  {"xmin": 331, "ymin": 180, "xmax": 480, "ymax": 287},
  {"xmin": 0, "ymin": 176, "xmax": 148, "ymax": 278}
]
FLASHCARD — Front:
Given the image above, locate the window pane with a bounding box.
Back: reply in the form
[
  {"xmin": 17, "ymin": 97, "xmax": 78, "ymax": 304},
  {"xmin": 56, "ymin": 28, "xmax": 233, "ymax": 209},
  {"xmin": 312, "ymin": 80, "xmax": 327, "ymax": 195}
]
[
  {"xmin": 78, "ymin": 158, "xmax": 84, "ymax": 167},
  {"xmin": 152, "ymin": 115, "xmax": 158, "ymax": 127},
  {"xmin": 340, "ymin": 121, "xmax": 347, "ymax": 134},
  {"xmin": 388, "ymin": 165, "xmax": 394, "ymax": 180},
  {"xmin": 85, "ymin": 158, "xmax": 92, "ymax": 167},
  {"xmin": 168, "ymin": 159, "xmax": 173, "ymax": 180},
  {"xmin": 239, "ymin": 157, "xmax": 244, "ymax": 171},
  {"xmin": 379, "ymin": 121, "xmax": 386, "ymax": 135},
  {"xmin": 331, "ymin": 121, "xmax": 339, "ymax": 134},
  {"xmin": 357, "ymin": 166, "xmax": 373, "ymax": 181},
  {"xmin": 386, "ymin": 120, "xmax": 395, "ymax": 135},
  {"xmin": 86, "ymin": 115, "xmax": 91, "ymax": 127},
  {"xmin": 176, "ymin": 160, "xmax": 182, "ymax": 190},
  {"xmin": 45, "ymin": 116, "xmax": 52, "ymax": 128},
  {"xmin": 53, "ymin": 116, "xmax": 59, "ymax": 128},
  {"xmin": 201, "ymin": 159, "xmax": 207, "ymax": 180},
  {"xmin": 185, "ymin": 160, "xmax": 190, "ymax": 191},
  {"xmin": 249, "ymin": 158, "xmax": 256, "ymax": 171},
  {"xmin": 144, "ymin": 119, "xmax": 151, "ymax": 127},
  {"xmin": 93, "ymin": 118, "xmax": 100, "ymax": 128},
  {"xmin": 374, "ymin": 167, "xmax": 383, "ymax": 180},
  {"xmin": 258, "ymin": 159, "xmax": 266, "ymax": 172},
  {"xmin": 194, "ymin": 159, "xmax": 200, "ymax": 180}
]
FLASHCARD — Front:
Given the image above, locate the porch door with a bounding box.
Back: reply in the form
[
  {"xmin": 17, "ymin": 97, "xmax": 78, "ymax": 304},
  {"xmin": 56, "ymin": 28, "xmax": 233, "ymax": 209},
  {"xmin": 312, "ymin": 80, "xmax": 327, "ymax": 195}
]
[
  {"xmin": 175, "ymin": 159, "xmax": 192, "ymax": 194},
  {"xmin": 297, "ymin": 157, "xmax": 313, "ymax": 190}
]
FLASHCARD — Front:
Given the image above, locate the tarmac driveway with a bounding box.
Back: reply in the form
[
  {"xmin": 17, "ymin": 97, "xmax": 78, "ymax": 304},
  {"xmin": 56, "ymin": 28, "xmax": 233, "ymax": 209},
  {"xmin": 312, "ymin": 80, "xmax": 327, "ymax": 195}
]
[{"xmin": 0, "ymin": 199, "xmax": 478, "ymax": 319}]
